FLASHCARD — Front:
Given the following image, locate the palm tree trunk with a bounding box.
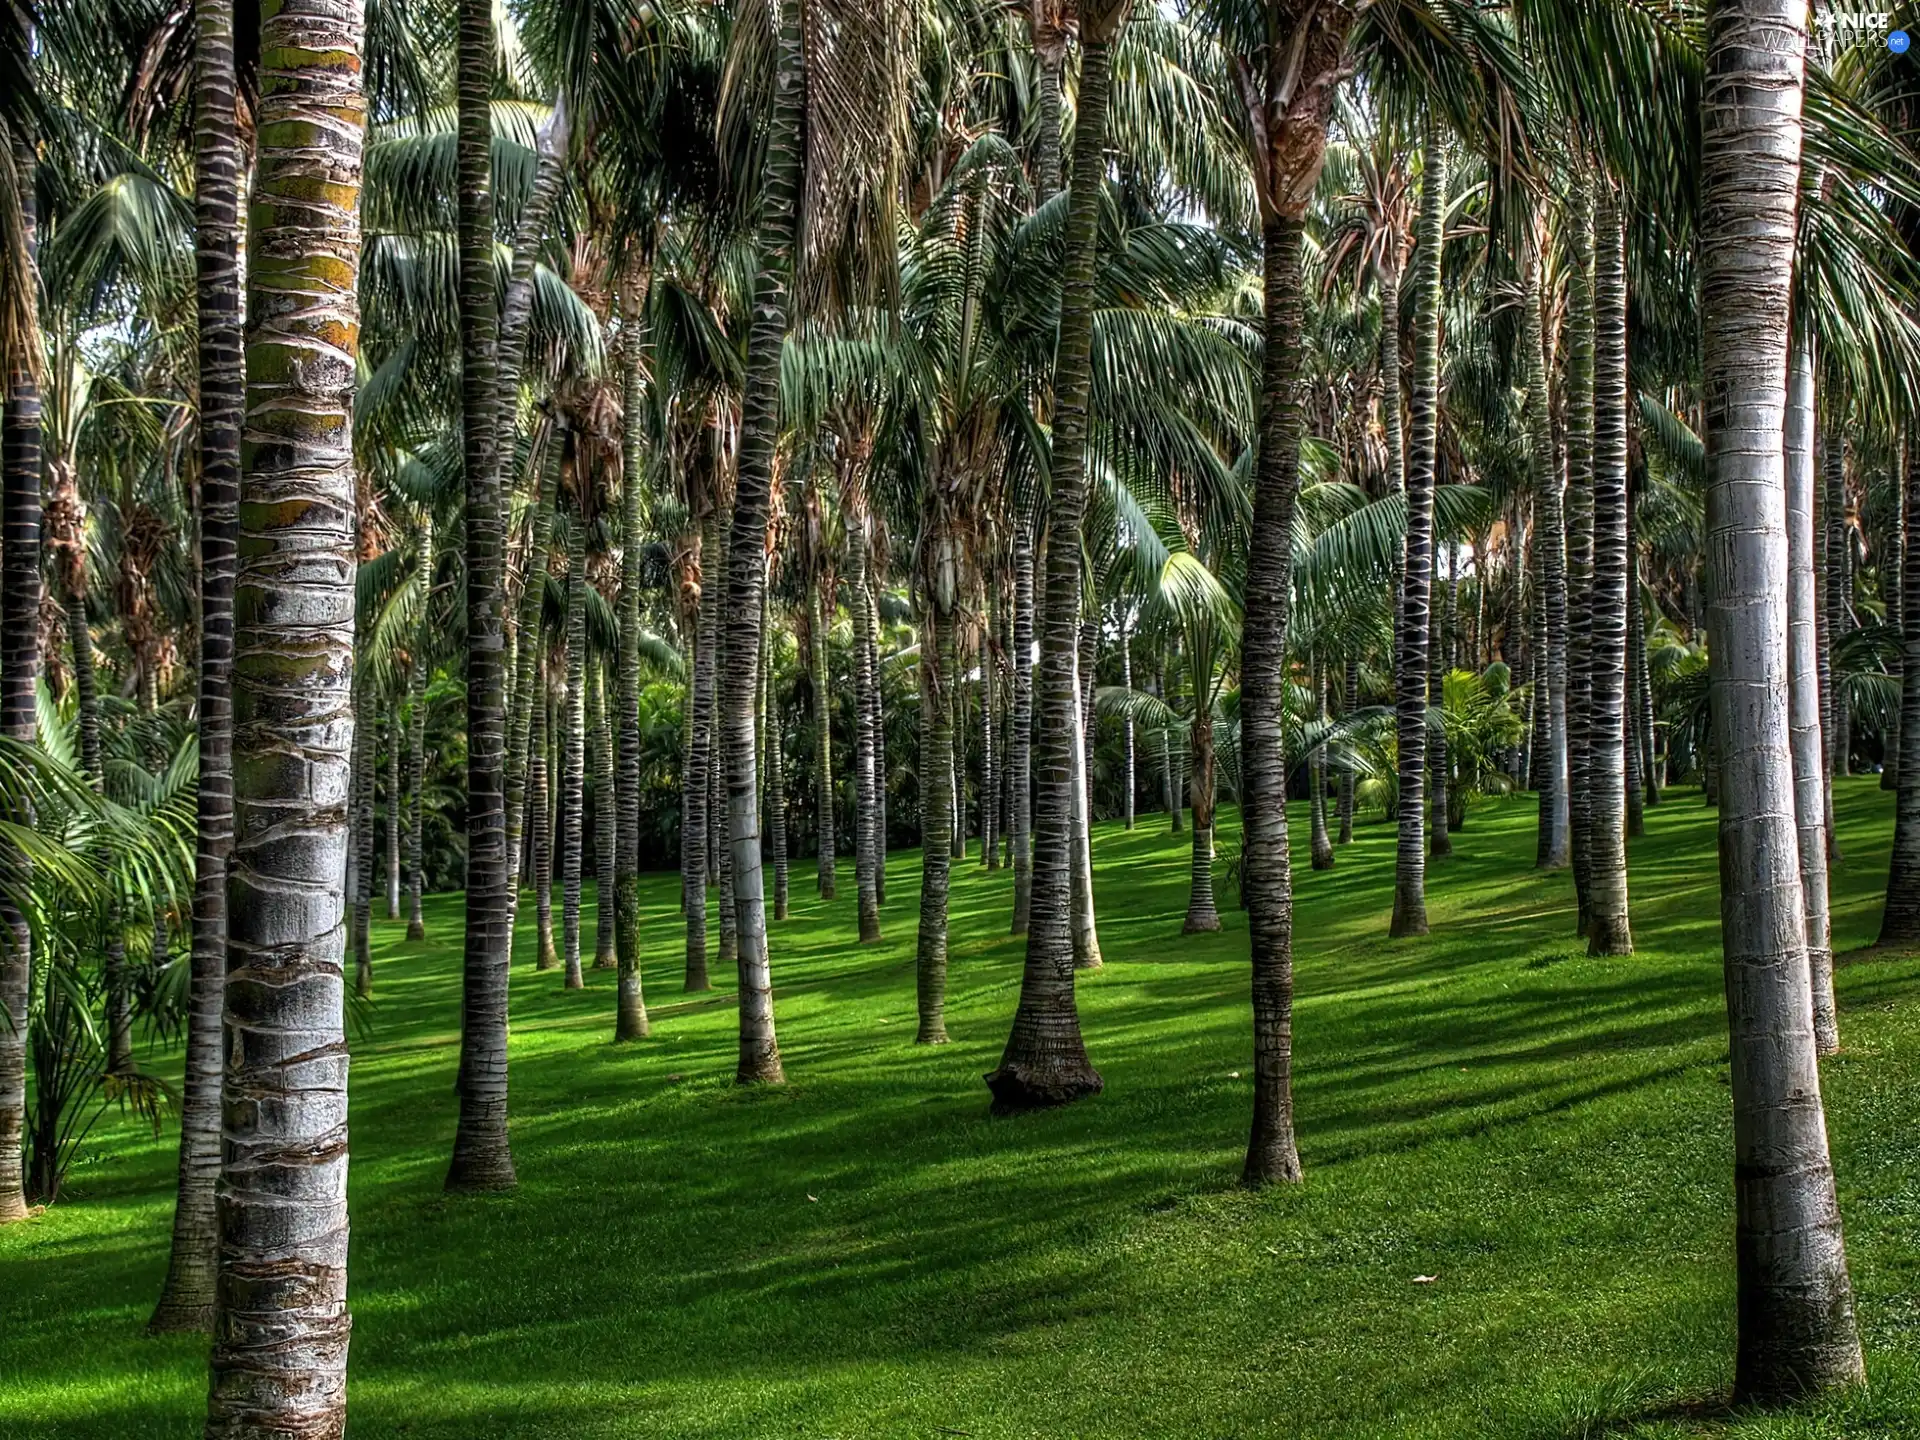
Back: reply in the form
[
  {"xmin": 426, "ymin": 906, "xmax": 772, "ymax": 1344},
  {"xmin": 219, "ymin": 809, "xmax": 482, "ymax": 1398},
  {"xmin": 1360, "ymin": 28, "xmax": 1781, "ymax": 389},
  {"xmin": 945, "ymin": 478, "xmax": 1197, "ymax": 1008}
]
[
  {"xmin": 681, "ymin": 521, "xmax": 714, "ymax": 988},
  {"xmin": 767, "ymin": 647, "xmax": 791, "ymax": 924},
  {"xmin": 1390, "ymin": 115, "xmax": 1446, "ymax": 938},
  {"xmin": 385, "ymin": 714, "xmax": 401, "ymax": 919},
  {"xmin": 1009, "ymin": 523, "xmax": 1035, "ymax": 933},
  {"xmin": 590, "ymin": 662, "xmax": 617, "ymax": 970},
  {"xmin": 1120, "ymin": 616, "xmax": 1135, "ymax": 830},
  {"xmin": 916, "ymin": 608, "xmax": 955, "ymax": 1043},
  {"xmin": 1159, "ymin": 658, "xmax": 1184, "ymax": 832},
  {"xmin": 560, "ymin": 521, "xmax": 587, "ymax": 989},
  {"xmin": 868, "ymin": 572, "xmax": 888, "ymax": 903},
  {"xmin": 1338, "ymin": 658, "xmax": 1358, "ymax": 843},
  {"xmin": 1825, "ymin": 438, "xmax": 1852, "ymax": 779},
  {"xmin": 987, "ymin": 7, "xmax": 1123, "ymax": 1113},
  {"xmin": 202, "ymin": 2, "xmax": 361, "ymax": 1417},
  {"xmin": 0, "ymin": 128, "xmax": 41, "ymax": 1225},
  {"xmin": 951, "ymin": 667, "xmax": 966, "ymax": 860},
  {"xmin": 1311, "ymin": 665, "xmax": 1334, "ymax": 872},
  {"xmin": 1525, "ymin": 219, "xmax": 1572, "ymax": 870},
  {"xmin": 1068, "ymin": 633, "xmax": 1102, "ymax": 968},
  {"xmin": 810, "ymin": 582, "xmax": 836, "ymax": 898},
  {"xmin": 407, "ymin": 514, "xmax": 438, "ymax": 941},
  {"xmin": 981, "ymin": 612, "xmax": 998, "ymax": 867},
  {"xmin": 1881, "ymin": 436, "xmax": 1920, "ymax": 944},
  {"xmin": 1183, "ymin": 692, "xmax": 1222, "ymax": 932},
  {"xmin": 614, "ymin": 297, "xmax": 649, "ymax": 1039},
  {"xmin": 148, "ymin": 0, "xmax": 241, "ymax": 1296},
  {"xmin": 1565, "ymin": 175, "xmax": 1597, "ymax": 933},
  {"xmin": 1428, "ymin": 546, "xmax": 1452, "ymax": 858},
  {"xmin": 1625, "ymin": 493, "xmax": 1647, "ymax": 837},
  {"xmin": 352, "ymin": 689, "xmax": 376, "ymax": 997},
  {"xmin": 446, "ymin": 0, "xmax": 515, "ymax": 1194},
  {"xmin": 718, "ymin": 0, "xmax": 801, "ymax": 1088},
  {"xmin": 849, "ymin": 518, "xmax": 883, "ymax": 941},
  {"xmin": 533, "ymin": 685, "xmax": 558, "ymax": 969},
  {"xmin": 1882, "ymin": 449, "xmax": 1903, "ymax": 793},
  {"xmin": 1700, "ymin": 0, "xmax": 1864, "ymax": 1395},
  {"xmin": 1584, "ymin": 183, "xmax": 1633, "ymax": 955},
  {"xmin": 1787, "ymin": 326, "xmax": 1837, "ymax": 1048},
  {"xmin": 1815, "ymin": 436, "xmax": 1840, "ymax": 857}
]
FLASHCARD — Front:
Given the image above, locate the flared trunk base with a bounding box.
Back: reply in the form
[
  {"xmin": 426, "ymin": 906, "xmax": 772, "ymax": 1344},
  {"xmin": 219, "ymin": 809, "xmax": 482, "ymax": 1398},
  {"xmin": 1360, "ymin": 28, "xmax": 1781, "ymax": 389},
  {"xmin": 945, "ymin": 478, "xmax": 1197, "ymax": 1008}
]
[
  {"xmin": 146, "ymin": 1297, "xmax": 214, "ymax": 1335},
  {"xmin": 1586, "ymin": 913, "xmax": 1632, "ymax": 957},
  {"xmin": 1389, "ymin": 892, "xmax": 1429, "ymax": 938},
  {"xmin": 1241, "ymin": 1130, "xmax": 1303, "ymax": 1189},
  {"xmin": 407, "ymin": 919, "xmax": 426, "ymax": 942},
  {"xmin": 984, "ymin": 1058, "xmax": 1104, "ymax": 1116},
  {"xmin": 1182, "ymin": 910, "xmax": 1222, "ymax": 934}
]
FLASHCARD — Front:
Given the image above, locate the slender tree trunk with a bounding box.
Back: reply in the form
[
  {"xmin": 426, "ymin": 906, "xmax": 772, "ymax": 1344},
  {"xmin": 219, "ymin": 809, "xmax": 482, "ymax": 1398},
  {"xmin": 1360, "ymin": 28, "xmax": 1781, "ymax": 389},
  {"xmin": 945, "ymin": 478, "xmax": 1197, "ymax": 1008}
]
[
  {"xmin": 1183, "ymin": 693, "xmax": 1222, "ymax": 932},
  {"xmin": 352, "ymin": 691, "xmax": 376, "ymax": 996},
  {"xmin": 203, "ymin": 3, "xmax": 362, "ymax": 1420},
  {"xmin": 715, "ymin": 523, "xmax": 738, "ymax": 975},
  {"xmin": 407, "ymin": 516, "xmax": 436, "ymax": 940},
  {"xmin": 810, "ymin": 583, "xmax": 836, "ymax": 898},
  {"xmin": 1824, "ymin": 436, "xmax": 1851, "ymax": 779},
  {"xmin": 951, "ymin": 665, "xmax": 966, "ymax": 860},
  {"xmin": 767, "ymin": 648, "xmax": 790, "ymax": 924},
  {"xmin": 1338, "ymin": 657, "xmax": 1357, "ymax": 843},
  {"xmin": 981, "ymin": 611, "xmax": 998, "ymax": 867},
  {"xmin": 849, "ymin": 518, "xmax": 883, "ymax": 941},
  {"xmin": 1815, "ymin": 435, "xmax": 1841, "ymax": 857},
  {"xmin": 682, "ymin": 518, "xmax": 714, "ymax": 989},
  {"xmin": 1428, "ymin": 546, "xmax": 1452, "ymax": 858},
  {"xmin": 1068, "ymin": 631, "xmax": 1102, "ymax": 967},
  {"xmin": 1787, "ymin": 327, "xmax": 1837, "ymax": 1047},
  {"xmin": 559, "ymin": 520, "xmax": 588, "ymax": 988},
  {"xmin": 1881, "ymin": 437, "xmax": 1920, "ymax": 943},
  {"xmin": 1310, "ymin": 666, "xmax": 1334, "ymax": 871},
  {"xmin": 1565, "ymin": 174, "xmax": 1597, "ymax": 933},
  {"xmin": 148, "ymin": 0, "xmax": 242, "ymax": 1295},
  {"xmin": 590, "ymin": 663, "xmax": 617, "ymax": 970},
  {"xmin": 719, "ymin": 0, "xmax": 802, "ymax": 1087},
  {"xmin": 1584, "ymin": 183, "xmax": 1633, "ymax": 955},
  {"xmin": 1160, "ymin": 659, "xmax": 1184, "ymax": 832},
  {"xmin": 987, "ymin": 10, "xmax": 1123, "ymax": 1112},
  {"xmin": 1009, "ymin": 524, "xmax": 1035, "ymax": 933},
  {"xmin": 1625, "ymin": 491, "xmax": 1648, "ymax": 836},
  {"xmin": 1882, "ymin": 442, "xmax": 1904, "ymax": 793},
  {"xmin": 1120, "ymin": 617, "xmax": 1135, "ymax": 829},
  {"xmin": 916, "ymin": 609, "xmax": 955, "ymax": 1043},
  {"xmin": 446, "ymin": 0, "xmax": 515, "ymax": 1193},
  {"xmin": 1390, "ymin": 115, "xmax": 1446, "ymax": 938},
  {"xmin": 533, "ymin": 687, "xmax": 558, "ymax": 969},
  {"xmin": 1525, "ymin": 218, "xmax": 1572, "ymax": 870},
  {"xmin": 385, "ymin": 713, "xmax": 401, "ymax": 919},
  {"xmin": 1699, "ymin": 0, "xmax": 1864, "ymax": 1395},
  {"xmin": 868, "ymin": 573, "xmax": 888, "ymax": 904}
]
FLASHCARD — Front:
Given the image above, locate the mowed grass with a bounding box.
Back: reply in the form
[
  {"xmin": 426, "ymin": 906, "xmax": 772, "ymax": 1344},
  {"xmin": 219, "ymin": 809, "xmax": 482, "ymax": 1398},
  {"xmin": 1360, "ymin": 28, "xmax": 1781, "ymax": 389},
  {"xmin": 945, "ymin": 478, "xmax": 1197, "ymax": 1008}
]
[{"xmin": 5, "ymin": 781, "xmax": 1920, "ymax": 1439}]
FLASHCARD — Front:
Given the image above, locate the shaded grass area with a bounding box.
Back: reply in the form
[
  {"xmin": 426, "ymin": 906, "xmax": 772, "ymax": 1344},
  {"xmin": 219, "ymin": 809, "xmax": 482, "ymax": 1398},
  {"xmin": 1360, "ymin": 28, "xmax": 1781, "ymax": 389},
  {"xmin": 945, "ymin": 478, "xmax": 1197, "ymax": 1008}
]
[{"xmin": 6, "ymin": 780, "xmax": 1920, "ymax": 1438}]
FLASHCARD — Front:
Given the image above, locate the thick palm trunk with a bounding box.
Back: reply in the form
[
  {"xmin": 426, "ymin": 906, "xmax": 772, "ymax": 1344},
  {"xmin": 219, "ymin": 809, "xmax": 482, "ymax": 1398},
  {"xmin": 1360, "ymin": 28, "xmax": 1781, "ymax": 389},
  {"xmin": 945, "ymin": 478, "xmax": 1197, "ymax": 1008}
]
[
  {"xmin": 1584, "ymin": 184, "xmax": 1632, "ymax": 955},
  {"xmin": 1524, "ymin": 221, "xmax": 1572, "ymax": 870},
  {"xmin": 202, "ymin": 4, "xmax": 361, "ymax": 1421},
  {"xmin": 590, "ymin": 664, "xmax": 617, "ymax": 970},
  {"xmin": 446, "ymin": 0, "xmax": 515, "ymax": 1194},
  {"xmin": 1008, "ymin": 525, "xmax": 1035, "ymax": 933},
  {"xmin": 987, "ymin": 10, "xmax": 1122, "ymax": 1112},
  {"xmin": 148, "ymin": 0, "xmax": 242, "ymax": 1301},
  {"xmin": 848, "ymin": 519, "xmax": 883, "ymax": 941},
  {"xmin": 1389, "ymin": 116, "xmax": 1446, "ymax": 938},
  {"xmin": 682, "ymin": 520, "xmax": 715, "ymax": 989},
  {"xmin": 916, "ymin": 609, "xmax": 956, "ymax": 1043},
  {"xmin": 719, "ymin": 0, "xmax": 802, "ymax": 1087},
  {"xmin": 1699, "ymin": 0, "xmax": 1864, "ymax": 1396},
  {"xmin": 1787, "ymin": 330, "xmax": 1836, "ymax": 1046},
  {"xmin": 0, "ymin": 133, "xmax": 41, "ymax": 1226},
  {"xmin": 1881, "ymin": 438, "xmax": 1920, "ymax": 943},
  {"xmin": 810, "ymin": 583, "xmax": 836, "ymax": 898}
]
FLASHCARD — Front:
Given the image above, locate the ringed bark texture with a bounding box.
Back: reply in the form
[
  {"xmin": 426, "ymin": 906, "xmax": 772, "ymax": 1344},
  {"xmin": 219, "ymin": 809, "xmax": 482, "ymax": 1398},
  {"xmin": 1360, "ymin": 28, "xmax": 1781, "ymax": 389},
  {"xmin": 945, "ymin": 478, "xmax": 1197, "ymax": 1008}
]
[
  {"xmin": 1699, "ymin": 0, "xmax": 1864, "ymax": 1399},
  {"xmin": 1882, "ymin": 437, "xmax": 1920, "ymax": 943},
  {"xmin": 203, "ymin": 2, "xmax": 364, "ymax": 1427}
]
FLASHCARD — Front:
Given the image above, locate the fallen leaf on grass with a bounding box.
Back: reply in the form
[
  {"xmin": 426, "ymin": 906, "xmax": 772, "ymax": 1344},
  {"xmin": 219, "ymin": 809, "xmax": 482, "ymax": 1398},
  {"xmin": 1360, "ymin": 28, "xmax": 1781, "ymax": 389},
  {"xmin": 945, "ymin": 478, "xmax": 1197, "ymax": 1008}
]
[{"xmin": 1411, "ymin": 1275, "xmax": 1438, "ymax": 1284}]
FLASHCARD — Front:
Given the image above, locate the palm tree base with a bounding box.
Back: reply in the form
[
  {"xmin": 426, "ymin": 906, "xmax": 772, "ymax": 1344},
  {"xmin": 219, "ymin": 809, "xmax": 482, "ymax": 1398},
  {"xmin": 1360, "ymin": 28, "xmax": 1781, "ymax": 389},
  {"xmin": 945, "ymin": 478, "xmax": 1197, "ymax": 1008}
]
[
  {"xmin": 1389, "ymin": 895, "xmax": 1429, "ymax": 938},
  {"xmin": 1586, "ymin": 916, "xmax": 1632, "ymax": 956},
  {"xmin": 406, "ymin": 922, "xmax": 426, "ymax": 942},
  {"xmin": 915, "ymin": 1027, "xmax": 949, "ymax": 1045},
  {"xmin": 146, "ymin": 1299, "xmax": 213, "ymax": 1335},
  {"xmin": 984, "ymin": 1059, "xmax": 1104, "ymax": 1116},
  {"xmin": 1182, "ymin": 912, "xmax": 1221, "ymax": 934},
  {"xmin": 1240, "ymin": 1143, "xmax": 1303, "ymax": 1189},
  {"xmin": 593, "ymin": 953, "xmax": 617, "ymax": 970}
]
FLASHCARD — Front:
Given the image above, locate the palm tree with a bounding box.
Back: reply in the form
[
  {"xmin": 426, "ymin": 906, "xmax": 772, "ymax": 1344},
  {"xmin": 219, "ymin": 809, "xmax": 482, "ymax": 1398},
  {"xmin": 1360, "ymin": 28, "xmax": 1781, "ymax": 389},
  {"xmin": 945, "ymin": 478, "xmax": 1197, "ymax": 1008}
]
[
  {"xmin": 1583, "ymin": 180, "xmax": 1631, "ymax": 955},
  {"xmin": 1697, "ymin": 0, "xmax": 1862, "ymax": 1400},
  {"xmin": 405, "ymin": 512, "xmax": 435, "ymax": 941},
  {"xmin": 1523, "ymin": 208, "xmax": 1571, "ymax": 871},
  {"xmin": 1882, "ymin": 440, "xmax": 1920, "ymax": 945},
  {"xmin": 147, "ymin": 0, "xmax": 240, "ymax": 1306},
  {"xmin": 447, "ymin": 0, "xmax": 516, "ymax": 1193},
  {"xmin": 613, "ymin": 277, "xmax": 650, "ymax": 1040},
  {"xmin": 1389, "ymin": 116, "xmax": 1447, "ymax": 939},
  {"xmin": 0, "ymin": 121, "xmax": 40, "ymax": 1228},
  {"xmin": 202, "ymin": 0, "xmax": 364, "ymax": 1424},
  {"xmin": 987, "ymin": 0, "xmax": 1130, "ymax": 1114},
  {"xmin": 560, "ymin": 510, "xmax": 589, "ymax": 990},
  {"xmin": 1008, "ymin": 523, "xmax": 1035, "ymax": 933}
]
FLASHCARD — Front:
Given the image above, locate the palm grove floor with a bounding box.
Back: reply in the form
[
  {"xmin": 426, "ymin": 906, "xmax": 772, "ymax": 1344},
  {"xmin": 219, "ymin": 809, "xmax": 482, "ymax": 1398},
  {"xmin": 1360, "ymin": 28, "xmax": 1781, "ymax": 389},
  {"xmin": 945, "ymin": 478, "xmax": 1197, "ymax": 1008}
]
[{"xmin": 4, "ymin": 780, "xmax": 1919, "ymax": 1438}]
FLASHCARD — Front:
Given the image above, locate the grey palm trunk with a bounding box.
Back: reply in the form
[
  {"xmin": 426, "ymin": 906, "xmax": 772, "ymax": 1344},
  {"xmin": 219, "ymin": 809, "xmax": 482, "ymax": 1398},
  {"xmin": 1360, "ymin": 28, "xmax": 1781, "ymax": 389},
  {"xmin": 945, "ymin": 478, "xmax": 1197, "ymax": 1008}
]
[
  {"xmin": 1524, "ymin": 215, "xmax": 1573, "ymax": 872},
  {"xmin": 202, "ymin": 0, "xmax": 363, "ymax": 1425},
  {"xmin": 986, "ymin": 6, "xmax": 1123, "ymax": 1114},
  {"xmin": 810, "ymin": 583, "xmax": 837, "ymax": 899},
  {"xmin": 1310, "ymin": 666, "xmax": 1334, "ymax": 872},
  {"xmin": 847, "ymin": 511, "xmax": 884, "ymax": 943},
  {"xmin": 614, "ymin": 282, "xmax": 650, "ymax": 1039},
  {"xmin": 1583, "ymin": 183, "xmax": 1632, "ymax": 956},
  {"xmin": 561, "ymin": 520, "xmax": 588, "ymax": 990},
  {"xmin": 385, "ymin": 718, "xmax": 401, "ymax": 919},
  {"xmin": 1008, "ymin": 523, "xmax": 1035, "ymax": 934},
  {"xmin": 1389, "ymin": 115, "xmax": 1447, "ymax": 939},
  {"xmin": 590, "ymin": 664, "xmax": 618, "ymax": 971},
  {"xmin": 1565, "ymin": 174, "xmax": 1597, "ymax": 935},
  {"xmin": 1785, "ymin": 330, "xmax": 1836, "ymax": 1044},
  {"xmin": 1338, "ymin": 659, "xmax": 1358, "ymax": 844},
  {"xmin": 406, "ymin": 513, "xmax": 435, "ymax": 941},
  {"xmin": 682, "ymin": 515, "xmax": 716, "ymax": 990},
  {"xmin": 146, "ymin": 0, "xmax": 241, "ymax": 1318},
  {"xmin": 916, "ymin": 606, "xmax": 956, "ymax": 1044},
  {"xmin": 1182, "ymin": 690, "xmax": 1222, "ymax": 934},
  {"xmin": 1698, "ymin": 0, "xmax": 1864, "ymax": 1398}
]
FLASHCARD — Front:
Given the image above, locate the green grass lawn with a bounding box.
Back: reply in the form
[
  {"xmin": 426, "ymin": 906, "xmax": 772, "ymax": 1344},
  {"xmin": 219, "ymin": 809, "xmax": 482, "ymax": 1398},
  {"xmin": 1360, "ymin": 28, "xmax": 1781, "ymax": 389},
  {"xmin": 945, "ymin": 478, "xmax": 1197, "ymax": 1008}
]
[{"xmin": 5, "ymin": 781, "xmax": 1920, "ymax": 1438}]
